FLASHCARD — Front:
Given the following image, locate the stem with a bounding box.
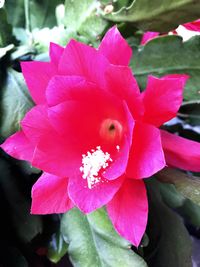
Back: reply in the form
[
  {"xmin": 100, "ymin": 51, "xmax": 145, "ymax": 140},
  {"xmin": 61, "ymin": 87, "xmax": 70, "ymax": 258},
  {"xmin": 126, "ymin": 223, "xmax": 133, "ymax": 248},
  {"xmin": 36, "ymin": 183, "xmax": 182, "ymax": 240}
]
[{"xmin": 24, "ymin": 0, "xmax": 31, "ymax": 32}]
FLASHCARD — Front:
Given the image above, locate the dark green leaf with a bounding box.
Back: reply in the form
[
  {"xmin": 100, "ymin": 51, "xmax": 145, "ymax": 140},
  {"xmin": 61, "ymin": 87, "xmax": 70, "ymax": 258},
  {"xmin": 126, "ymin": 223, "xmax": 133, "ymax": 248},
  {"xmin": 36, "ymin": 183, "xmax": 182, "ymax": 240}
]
[
  {"xmin": 0, "ymin": 158, "xmax": 43, "ymax": 243},
  {"xmin": 158, "ymin": 181, "xmax": 200, "ymax": 227},
  {"xmin": 0, "ymin": 68, "xmax": 34, "ymax": 138},
  {"xmin": 131, "ymin": 35, "xmax": 200, "ymax": 101},
  {"xmin": 156, "ymin": 168, "xmax": 200, "ymax": 207},
  {"xmin": 103, "ymin": 0, "xmax": 200, "ymax": 32},
  {"xmin": 5, "ymin": 0, "xmax": 63, "ymax": 29},
  {"xmin": 61, "ymin": 208, "xmax": 147, "ymax": 267},
  {"xmin": 145, "ymin": 179, "xmax": 192, "ymax": 267},
  {"xmin": 47, "ymin": 231, "xmax": 68, "ymax": 264},
  {"xmin": 1, "ymin": 247, "xmax": 28, "ymax": 267},
  {"xmin": 0, "ymin": 9, "xmax": 15, "ymax": 47},
  {"xmin": 179, "ymin": 101, "xmax": 200, "ymax": 125}
]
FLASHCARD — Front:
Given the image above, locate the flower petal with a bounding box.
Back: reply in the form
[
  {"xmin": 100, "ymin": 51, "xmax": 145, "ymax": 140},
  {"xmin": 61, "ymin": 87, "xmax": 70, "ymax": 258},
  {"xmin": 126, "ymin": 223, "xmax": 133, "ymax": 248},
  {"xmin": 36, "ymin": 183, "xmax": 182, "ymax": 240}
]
[
  {"xmin": 58, "ymin": 39, "xmax": 109, "ymax": 88},
  {"xmin": 49, "ymin": 42, "xmax": 64, "ymax": 66},
  {"xmin": 0, "ymin": 131, "xmax": 35, "ymax": 161},
  {"xmin": 126, "ymin": 122, "xmax": 165, "ymax": 179},
  {"xmin": 183, "ymin": 19, "xmax": 200, "ymax": 32},
  {"xmin": 21, "ymin": 61, "xmax": 56, "ymax": 104},
  {"xmin": 142, "ymin": 75, "xmax": 189, "ymax": 127},
  {"xmin": 107, "ymin": 179, "xmax": 148, "ymax": 247},
  {"xmin": 161, "ymin": 129, "xmax": 200, "ymax": 172},
  {"xmin": 141, "ymin": 31, "xmax": 159, "ymax": 45},
  {"xmin": 99, "ymin": 26, "xmax": 132, "ymax": 65},
  {"xmin": 31, "ymin": 172, "xmax": 73, "ymax": 214},
  {"xmin": 68, "ymin": 172, "xmax": 125, "ymax": 213},
  {"xmin": 46, "ymin": 75, "xmax": 95, "ymax": 107},
  {"xmin": 21, "ymin": 105, "xmax": 79, "ymax": 177},
  {"xmin": 105, "ymin": 64, "xmax": 144, "ymax": 119}
]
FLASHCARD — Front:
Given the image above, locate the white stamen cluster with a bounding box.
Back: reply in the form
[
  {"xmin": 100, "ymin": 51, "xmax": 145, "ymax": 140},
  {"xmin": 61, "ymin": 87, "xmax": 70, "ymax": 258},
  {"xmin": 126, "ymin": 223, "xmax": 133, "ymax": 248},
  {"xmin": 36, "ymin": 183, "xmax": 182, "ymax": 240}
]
[{"xmin": 80, "ymin": 146, "xmax": 112, "ymax": 189}]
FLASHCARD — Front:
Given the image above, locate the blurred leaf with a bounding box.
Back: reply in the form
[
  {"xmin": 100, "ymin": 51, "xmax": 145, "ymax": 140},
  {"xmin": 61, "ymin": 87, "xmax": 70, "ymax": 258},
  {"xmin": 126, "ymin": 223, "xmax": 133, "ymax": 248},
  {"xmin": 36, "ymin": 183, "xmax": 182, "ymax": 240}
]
[
  {"xmin": 158, "ymin": 183, "xmax": 185, "ymax": 208},
  {"xmin": 0, "ymin": 44, "xmax": 14, "ymax": 59},
  {"xmin": 5, "ymin": 0, "xmax": 25, "ymax": 28},
  {"xmin": 158, "ymin": 181, "xmax": 200, "ymax": 227},
  {"xmin": 179, "ymin": 199, "xmax": 200, "ymax": 227},
  {"xmin": 0, "ymin": 158, "xmax": 43, "ymax": 243},
  {"xmin": 61, "ymin": 208, "xmax": 147, "ymax": 267},
  {"xmin": 47, "ymin": 231, "xmax": 68, "ymax": 264},
  {"xmin": 0, "ymin": 246, "xmax": 28, "ymax": 267},
  {"xmin": 103, "ymin": 0, "xmax": 200, "ymax": 32},
  {"xmin": 179, "ymin": 101, "xmax": 200, "ymax": 126},
  {"xmin": 5, "ymin": 0, "xmax": 63, "ymax": 29},
  {"xmin": 145, "ymin": 179, "xmax": 192, "ymax": 267},
  {"xmin": 64, "ymin": 0, "xmax": 108, "ymax": 44},
  {"xmin": 156, "ymin": 168, "xmax": 200, "ymax": 207},
  {"xmin": 0, "ymin": 68, "xmax": 34, "ymax": 138},
  {"xmin": 0, "ymin": 8, "xmax": 15, "ymax": 47},
  {"xmin": 131, "ymin": 35, "xmax": 200, "ymax": 101}
]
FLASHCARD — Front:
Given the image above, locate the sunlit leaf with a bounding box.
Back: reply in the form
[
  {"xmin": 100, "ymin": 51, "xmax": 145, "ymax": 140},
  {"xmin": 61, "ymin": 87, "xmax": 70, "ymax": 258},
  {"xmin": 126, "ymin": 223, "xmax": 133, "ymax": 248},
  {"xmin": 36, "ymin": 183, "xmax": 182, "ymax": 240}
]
[{"xmin": 61, "ymin": 208, "xmax": 147, "ymax": 267}]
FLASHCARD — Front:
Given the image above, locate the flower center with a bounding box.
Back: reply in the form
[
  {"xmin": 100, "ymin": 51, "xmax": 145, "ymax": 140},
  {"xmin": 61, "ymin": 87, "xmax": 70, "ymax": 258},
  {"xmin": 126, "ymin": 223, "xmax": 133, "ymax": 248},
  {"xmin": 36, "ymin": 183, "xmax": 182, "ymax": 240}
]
[
  {"xmin": 100, "ymin": 119, "xmax": 123, "ymax": 143},
  {"xmin": 80, "ymin": 146, "xmax": 112, "ymax": 189}
]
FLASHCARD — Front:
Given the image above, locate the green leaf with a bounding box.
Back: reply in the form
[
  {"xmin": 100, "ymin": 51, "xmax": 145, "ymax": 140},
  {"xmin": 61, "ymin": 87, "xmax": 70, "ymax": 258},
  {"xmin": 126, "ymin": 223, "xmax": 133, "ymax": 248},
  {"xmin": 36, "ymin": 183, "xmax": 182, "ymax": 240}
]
[
  {"xmin": 0, "ymin": 9, "xmax": 15, "ymax": 47},
  {"xmin": 47, "ymin": 231, "xmax": 68, "ymax": 264},
  {"xmin": 1, "ymin": 247, "xmax": 28, "ymax": 267},
  {"xmin": 64, "ymin": 0, "xmax": 108, "ymax": 44},
  {"xmin": 131, "ymin": 35, "xmax": 200, "ymax": 101},
  {"xmin": 5, "ymin": 0, "xmax": 63, "ymax": 29},
  {"xmin": 156, "ymin": 168, "xmax": 200, "ymax": 207},
  {"xmin": 157, "ymin": 179, "xmax": 200, "ymax": 227},
  {"xmin": 0, "ymin": 158, "xmax": 43, "ymax": 243},
  {"xmin": 0, "ymin": 68, "xmax": 34, "ymax": 138},
  {"xmin": 61, "ymin": 208, "xmax": 147, "ymax": 267},
  {"xmin": 178, "ymin": 101, "xmax": 200, "ymax": 125},
  {"xmin": 145, "ymin": 179, "xmax": 192, "ymax": 267},
  {"xmin": 103, "ymin": 0, "xmax": 200, "ymax": 32}
]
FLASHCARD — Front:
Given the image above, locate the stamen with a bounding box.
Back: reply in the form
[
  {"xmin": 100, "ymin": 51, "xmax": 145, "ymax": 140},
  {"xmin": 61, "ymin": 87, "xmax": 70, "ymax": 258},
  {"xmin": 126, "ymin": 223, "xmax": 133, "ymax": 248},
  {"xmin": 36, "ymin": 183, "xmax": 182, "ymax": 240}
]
[{"xmin": 80, "ymin": 146, "xmax": 112, "ymax": 189}]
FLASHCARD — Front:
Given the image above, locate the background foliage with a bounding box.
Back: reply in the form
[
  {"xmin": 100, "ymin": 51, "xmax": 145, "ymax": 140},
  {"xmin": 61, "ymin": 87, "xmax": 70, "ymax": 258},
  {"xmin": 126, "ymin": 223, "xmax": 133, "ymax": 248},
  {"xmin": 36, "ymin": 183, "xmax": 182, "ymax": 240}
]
[{"xmin": 1, "ymin": 0, "xmax": 200, "ymax": 266}]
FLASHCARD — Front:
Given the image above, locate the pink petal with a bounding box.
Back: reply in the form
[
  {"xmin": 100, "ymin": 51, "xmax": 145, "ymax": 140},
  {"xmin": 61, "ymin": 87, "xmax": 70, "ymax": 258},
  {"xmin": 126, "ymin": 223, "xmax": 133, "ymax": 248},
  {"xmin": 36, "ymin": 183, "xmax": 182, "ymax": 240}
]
[
  {"xmin": 31, "ymin": 172, "xmax": 73, "ymax": 214},
  {"xmin": 46, "ymin": 75, "xmax": 95, "ymax": 107},
  {"xmin": 21, "ymin": 105, "xmax": 51, "ymax": 144},
  {"xmin": 68, "ymin": 173, "xmax": 125, "ymax": 213},
  {"xmin": 183, "ymin": 19, "xmax": 200, "ymax": 32},
  {"xmin": 126, "ymin": 122, "xmax": 165, "ymax": 179},
  {"xmin": 105, "ymin": 64, "xmax": 144, "ymax": 119},
  {"xmin": 0, "ymin": 131, "xmax": 35, "ymax": 161},
  {"xmin": 21, "ymin": 105, "xmax": 79, "ymax": 177},
  {"xmin": 107, "ymin": 178, "xmax": 148, "ymax": 247},
  {"xmin": 142, "ymin": 75, "xmax": 189, "ymax": 127},
  {"xmin": 161, "ymin": 129, "xmax": 200, "ymax": 172},
  {"xmin": 58, "ymin": 39, "xmax": 109, "ymax": 88},
  {"xmin": 21, "ymin": 61, "xmax": 56, "ymax": 104},
  {"xmin": 49, "ymin": 42, "xmax": 64, "ymax": 66},
  {"xmin": 141, "ymin": 31, "xmax": 159, "ymax": 45},
  {"xmin": 98, "ymin": 26, "xmax": 132, "ymax": 65}
]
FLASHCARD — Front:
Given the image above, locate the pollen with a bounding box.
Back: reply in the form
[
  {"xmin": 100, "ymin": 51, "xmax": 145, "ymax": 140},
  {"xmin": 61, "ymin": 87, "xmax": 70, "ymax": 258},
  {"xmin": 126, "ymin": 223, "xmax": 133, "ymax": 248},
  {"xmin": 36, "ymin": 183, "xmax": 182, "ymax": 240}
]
[{"xmin": 80, "ymin": 146, "xmax": 112, "ymax": 189}]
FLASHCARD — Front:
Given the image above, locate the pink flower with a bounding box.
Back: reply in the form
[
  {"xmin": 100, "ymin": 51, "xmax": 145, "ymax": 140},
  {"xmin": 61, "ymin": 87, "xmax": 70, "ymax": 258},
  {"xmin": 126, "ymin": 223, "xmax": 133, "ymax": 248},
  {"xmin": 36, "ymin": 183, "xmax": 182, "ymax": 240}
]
[
  {"xmin": 1, "ymin": 26, "xmax": 200, "ymax": 247},
  {"xmin": 183, "ymin": 19, "xmax": 200, "ymax": 32},
  {"xmin": 141, "ymin": 31, "xmax": 160, "ymax": 45},
  {"xmin": 141, "ymin": 19, "xmax": 200, "ymax": 45}
]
